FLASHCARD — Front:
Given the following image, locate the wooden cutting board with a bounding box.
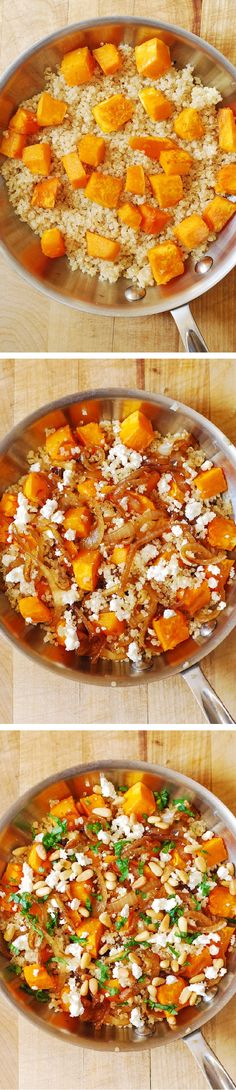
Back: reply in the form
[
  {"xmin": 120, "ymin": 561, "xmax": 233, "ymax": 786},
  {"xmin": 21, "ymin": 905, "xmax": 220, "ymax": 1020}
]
[
  {"xmin": 0, "ymin": 727, "xmax": 235, "ymax": 1090},
  {"xmin": 0, "ymin": 356, "xmax": 235, "ymax": 725},
  {"xmin": 0, "ymin": 0, "xmax": 235, "ymax": 352}
]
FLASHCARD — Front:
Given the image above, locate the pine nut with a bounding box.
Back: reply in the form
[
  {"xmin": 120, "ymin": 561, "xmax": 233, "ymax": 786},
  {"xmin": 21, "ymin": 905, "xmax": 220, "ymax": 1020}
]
[
  {"xmin": 81, "ymin": 952, "xmax": 91, "ymax": 970},
  {"xmin": 166, "ymin": 1015, "xmax": 176, "ymax": 1027},
  {"xmin": 179, "ymin": 986, "xmax": 191, "ymax": 1005},
  {"xmin": 100, "ymin": 943, "xmax": 110, "ymax": 954},
  {"xmin": 189, "ymin": 973, "xmax": 205, "ymax": 983},
  {"xmin": 176, "ymin": 870, "xmax": 187, "ymax": 883},
  {"xmin": 35, "ymin": 843, "xmax": 47, "ymax": 860},
  {"xmin": 171, "ymin": 960, "xmax": 179, "ymax": 973},
  {"xmin": 152, "ymin": 977, "xmax": 163, "ymax": 986},
  {"xmin": 80, "ymin": 979, "xmax": 89, "ymax": 996},
  {"xmin": 99, "ymin": 911, "xmax": 111, "ymax": 926},
  {"xmin": 89, "ymin": 978, "xmax": 98, "ymax": 996},
  {"xmin": 160, "ymin": 959, "xmax": 169, "ymax": 969},
  {"xmin": 227, "ymin": 863, "xmax": 234, "ymax": 876},
  {"xmin": 179, "ymin": 951, "xmax": 188, "ymax": 966},
  {"xmin": 147, "ymin": 984, "xmax": 157, "ymax": 999},
  {"xmin": 93, "ymin": 785, "xmax": 101, "ymax": 794},
  {"xmin": 79, "ymin": 869, "xmax": 93, "ymax": 882},
  {"xmin": 214, "ymin": 958, "xmax": 224, "ymax": 971},
  {"xmin": 148, "ymin": 817, "xmax": 166, "ymax": 828},
  {"xmin": 133, "ymin": 875, "xmax": 146, "ymax": 890},
  {"xmin": 80, "ymin": 907, "xmax": 90, "ymax": 918},
  {"xmin": 164, "ymin": 881, "xmax": 175, "ymax": 895},
  {"xmin": 159, "ymin": 913, "xmax": 170, "ymax": 933},
  {"xmin": 12, "ymin": 846, "xmax": 26, "ymax": 857},
  {"xmin": 162, "ymin": 865, "xmax": 172, "ymax": 881},
  {"xmin": 48, "ymin": 849, "xmax": 61, "ymax": 860},
  {"xmin": 167, "ymin": 875, "xmax": 179, "ymax": 887},
  {"xmin": 35, "ymin": 884, "xmax": 50, "ymax": 897},
  {"xmin": 148, "ymin": 861, "xmax": 162, "ymax": 877},
  {"xmin": 189, "ymin": 992, "xmax": 197, "ymax": 1006},
  {"xmin": 137, "ymin": 930, "xmax": 150, "ymax": 941},
  {"xmin": 4, "ymin": 923, "xmax": 15, "ymax": 941},
  {"xmin": 178, "ymin": 916, "xmax": 187, "ymax": 934},
  {"xmin": 195, "ymin": 855, "xmax": 207, "ymax": 873},
  {"xmin": 92, "ymin": 807, "xmax": 111, "ymax": 818},
  {"xmin": 229, "ymin": 879, "xmax": 236, "ymax": 895},
  {"xmin": 105, "ymin": 871, "xmax": 116, "ymax": 883}
]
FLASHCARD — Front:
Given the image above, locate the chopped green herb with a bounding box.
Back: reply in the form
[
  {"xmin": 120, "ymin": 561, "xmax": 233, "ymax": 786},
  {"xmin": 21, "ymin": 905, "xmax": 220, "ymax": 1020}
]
[
  {"xmin": 199, "ymin": 874, "xmax": 211, "ymax": 898},
  {"xmin": 70, "ymin": 934, "xmax": 86, "ymax": 945},
  {"xmin": 167, "ymin": 944, "xmax": 177, "ymax": 957},
  {"xmin": 90, "ymin": 844, "xmax": 99, "ymax": 855},
  {"xmin": 161, "ymin": 841, "xmax": 175, "ymax": 854},
  {"xmin": 10, "ymin": 892, "xmax": 32, "ymax": 913},
  {"xmin": 140, "ymin": 913, "xmax": 152, "ymax": 925},
  {"xmin": 115, "ymin": 918, "xmax": 125, "ymax": 931},
  {"xmin": 49, "ymin": 956, "xmax": 68, "ymax": 966},
  {"xmin": 191, "ymin": 896, "xmax": 202, "ymax": 911},
  {"xmin": 46, "ymin": 909, "xmax": 59, "ymax": 935},
  {"xmin": 138, "ymin": 861, "xmax": 144, "ymax": 876},
  {"xmin": 180, "ymin": 932, "xmax": 201, "ymax": 945},
  {"xmin": 148, "ymin": 1000, "xmax": 177, "ymax": 1013},
  {"xmin": 154, "ymin": 788, "xmax": 169, "ymax": 811},
  {"xmin": 95, "ymin": 961, "xmax": 110, "ymax": 986},
  {"xmin": 6, "ymin": 962, "xmax": 21, "ymax": 976},
  {"xmin": 168, "ymin": 905, "xmax": 183, "ymax": 924},
  {"xmin": 108, "ymin": 985, "xmax": 120, "ymax": 995},
  {"xmin": 9, "ymin": 943, "xmax": 20, "ymax": 955},
  {"xmin": 227, "ymin": 917, "xmax": 236, "ymax": 925},
  {"xmin": 117, "ymin": 786, "xmax": 128, "ymax": 793},
  {"xmin": 87, "ymin": 821, "xmax": 102, "ymax": 835},
  {"xmin": 96, "ymin": 894, "xmax": 103, "ymax": 901},
  {"xmin": 85, "ymin": 896, "xmax": 92, "ymax": 913},
  {"xmin": 114, "ymin": 841, "xmax": 129, "ymax": 882},
  {"xmin": 172, "ymin": 798, "xmax": 194, "ymax": 816},
  {"xmin": 20, "ymin": 984, "xmax": 50, "ymax": 1003},
  {"xmin": 42, "ymin": 816, "xmax": 67, "ymax": 850}
]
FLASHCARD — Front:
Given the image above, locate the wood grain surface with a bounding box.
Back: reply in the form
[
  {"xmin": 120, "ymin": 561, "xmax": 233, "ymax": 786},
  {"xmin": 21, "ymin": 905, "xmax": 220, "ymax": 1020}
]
[
  {"xmin": 0, "ymin": 356, "xmax": 235, "ymax": 725},
  {"xmin": 0, "ymin": 727, "xmax": 235, "ymax": 1090},
  {"xmin": 0, "ymin": 0, "xmax": 236, "ymax": 353}
]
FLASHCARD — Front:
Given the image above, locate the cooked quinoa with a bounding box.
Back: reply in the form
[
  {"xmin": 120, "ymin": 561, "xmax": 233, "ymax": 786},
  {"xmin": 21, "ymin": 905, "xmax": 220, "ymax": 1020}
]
[
  {"xmin": 0, "ymin": 408, "xmax": 235, "ymax": 667},
  {"xmin": 1, "ymin": 41, "xmax": 236, "ymax": 286},
  {"xmin": 0, "ymin": 774, "xmax": 235, "ymax": 1030}
]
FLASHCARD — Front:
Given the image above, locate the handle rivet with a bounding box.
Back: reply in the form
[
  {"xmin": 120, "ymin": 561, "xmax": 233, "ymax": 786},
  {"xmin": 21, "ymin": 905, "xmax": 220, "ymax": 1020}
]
[
  {"xmin": 125, "ymin": 286, "xmax": 146, "ymax": 302},
  {"xmin": 195, "ymin": 256, "xmax": 213, "ymax": 274}
]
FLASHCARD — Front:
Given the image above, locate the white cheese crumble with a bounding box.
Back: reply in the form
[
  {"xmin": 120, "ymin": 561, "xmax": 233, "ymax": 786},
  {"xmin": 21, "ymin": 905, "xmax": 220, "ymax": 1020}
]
[
  {"xmin": 185, "ymin": 499, "xmax": 202, "ymax": 521},
  {"xmin": 64, "ymin": 528, "xmax": 76, "ymax": 541},
  {"xmin": 100, "ymin": 773, "xmax": 116, "ymax": 800},
  {"xmin": 19, "ymin": 862, "xmax": 33, "ymax": 894},
  {"xmin": 58, "ymin": 609, "xmax": 79, "ymax": 652},
  {"xmin": 111, "ymin": 814, "xmax": 144, "ymax": 840},
  {"xmin": 5, "ymin": 565, "xmax": 35, "ymax": 595},
  {"xmin": 131, "ymin": 961, "xmax": 143, "ymax": 980},
  {"xmin": 120, "ymin": 903, "xmax": 129, "ymax": 919},
  {"xmin": 14, "ymin": 492, "xmax": 30, "ymax": 532},
  {"xmin": 130, "ymin": 1007, "xmax": 144, "ymax": 1030},
  {"xmin": 127, "ymin": 640, "xmax": 142, "ymax": 664},
  {"xmin": 152, "ymin": 895, "xmax": 181, "ymax": 912},
  {"xmin": 61, "ymin": 584, "xmax": 78, "ymax": 606},
  {"xmin": 40, "ymin": 498, "xmax": 58, "ymax": 519}
]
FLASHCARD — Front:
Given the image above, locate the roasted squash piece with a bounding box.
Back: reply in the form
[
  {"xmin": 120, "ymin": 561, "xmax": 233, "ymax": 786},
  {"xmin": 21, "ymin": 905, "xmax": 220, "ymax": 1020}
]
[
  {"xmin": 207, "ymin": 515, "xmax": 236, "ymax": 550},
  {"xmin": 140, "ymin": 204, "xmax": 171, "ymax": 234},
  {"xmin": 86, "ymin": 230, "xmax": 120, "ymax": 260},
  {"xmin": 215, "ymin": 164, "xmax": 236, "ymax": 195},
  {"xmin": 123, "ymin": 781, "xmax": 156, "ymax": 817},
  {"xmin": 183, "ymin": 949, "xmax": 212, "ymax": 980},
  {"xmin": 92, "ymin": 94, "xmax": 134, "ymax": 133},
  {"xmin": 18, "ymin": 596, "xmax": 51, "ymax": 623},
  {"xmin": 148, "ymin": 240, "xmax": 185, "ymax": 285},
  {"xmin": 218, "ymin": 107, "xmax": 236, "ymax": 153},
  {"xmin": 24, "ymin": 964, "xmax": 53, "ymax": 990},
  {"xmin": 37, "ymin": 92, "xmax": 67, "ymax": 127},
  {"xmin": 174, "ymin": 107, "xmax": 204, "ymax": 141},
  {"xmin": 85, "ymin": 171, "xmax": 123, "ymax": 209},
  {"xmin": 62, "ymin": 151, "xmax": 88, "ymax": 189},
  {"xmin": 217, "ymin": 927, "xmax": 235, "ymax": 957},
  {"xmin": 73, "ymin": 549, "xmax": 100, "ymax": 591},
  {"xmin": 177, "ymin": 581, "xmax": 211, "ymax": 616},
  {"xmin": 0, "ymin": 131, "xmax": 26, "ymax": 158},
  {"xmin": 160, "ymin": 148, "xmax": 193, "ymax": 175},
  {"xmin": 64, "ymin": 505, "xmax": 92, "ymax": 538},
  {"xmin": 120, "ymin": 409, "xmax": 153, "ymax": 451},
  {"xmin": 50, "ymin": 795, "xmax": 78, "ymax": 818},
  {"xmin": 139, "ymin": 87, "xmax": 173, "ymax": 121},
  {"xmin": 157, "ymin": 978, "xmax": 189, "ymax": 1010},
  {"xmin": 197, "ymin": 836, "xmax": 227, "ymax": 869},
  {"xmin": 98, "ymin": 611, "xmax": 125, "ymax": 635},
  {"xmin": 45, "ymin": 425, "xmax": 74, "ymax": 461},
  {"xmin": 208, "ymin": 885, "xmax": 236, "ymax": 918},
  {"xmin": 9, "ymin": 107, "xmax": 38, "ymax": 135},
  {"xmin": 135, "ymin": 37, "xmax": 171, "ymax": 79},
  {"xmin": 80, "ymin": 793, "xmax": 104, "ymax": 816},
  {"xmin": 194, "ymin": 465, "xmax": 227, "ymax": 499},
  {"xmin": 76, "ymin": 422, "xmax": 105, "ymax": 447},
  {"xmin": 93, "ymin": 43, "xmax": 121, "ymax": 75},
  {"xmin": 78, "ymin": 133, "xmax": 105, "ymax": 168},
  {"xmin": 76, "ymin": 919, "xmax": 103, "ymax": 957},
  {"xmin": 22, "ymin": 142, "xmax": 51, "ymax": 175},
  {"xmin": 0, "ymin": 493, "xmax": 17, "ymax": 516},
  {"xmin": 174, "ymin": 213, "xmax": 209, "ymax": 250},
  {"xmin": 153, "ymin": 611, "xmax": 189, "ymax": 650},
  {"xmin": 149, "ymin": 173, "xmax": 183, "ymax": 208},
  {"xmin": 23, "ymin": 472, "xmax": 49, "ymax": 504},
  {"xmin": 111, "ymin": 544, "xmax": 130, "ymax": 565},
  {"xmin": 61, "ymin": 46, "xmax": 95, "ymax": 86},
  {"xmin": 129, "ymin": 135, "xmax": 176, "ymax": 160},
  {"xmin": 118, "ymin": 202, "xmax": 142, "ymax": 229},
  {"xmin": 31, "ymin": 177, "xmax": 60, "ymax": 209},
  {"xmin": 125, "ymin": 164, "xmax": 145, "ymax": 196},
  {"xmin": 203, "ymin": 196, "xmax": 235, "ymax": 232},
  {"xmin": 28, "ymin": 844, "xmax": 48, "ymax": 874},
  {"xmin": 41, "ymin": 227, "xmax": 65, "ymax": 258}
]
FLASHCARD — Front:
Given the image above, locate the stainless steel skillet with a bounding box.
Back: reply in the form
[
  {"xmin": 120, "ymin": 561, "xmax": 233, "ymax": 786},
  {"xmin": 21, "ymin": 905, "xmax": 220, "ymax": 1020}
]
[
  {"xmin": 0, "ymin": 17, "xmax": 236, "ymax": 352},
  {"xmin": 0, "ymin": 759, "xmax": 235, "ymax": 1089},
  {"xmin": 0, "ymin": 387, "xmax": 235, "ymax": 724}
]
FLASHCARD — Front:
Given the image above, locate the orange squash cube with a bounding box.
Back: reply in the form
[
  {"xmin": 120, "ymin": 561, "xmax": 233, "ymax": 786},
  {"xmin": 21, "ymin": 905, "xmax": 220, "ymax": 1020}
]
[
  {"xmin": 120, "ymin": 409, "xmax": 153, "ymax": 451},
  {"xmin": 174, "ymin": 213, "xmax": 209, "ymax": 250},
  {"xmin": 28, "ymin": 844, "xmax": 48, "ymax": 874},
  {"xmin": 148, "ymin": 240, "xmax": 185, "ymax": 285},
  {"xmin": 183, "ymin": 949, "xmax": 212, "ymax": 980},
  {"xmin": 61, "ymin": 46, "xmax": 95, "ymax": 86},
  {"xmin": 70, "ymin": 879, "xmax": 92, "ymax": 905},
  {"xmin": 207, "ymin": 558, "xmax": 232, "ymax": 594},
  {"xmin": 140, "ymin": 204, "xmax": 171, "ymax": 234},
  {"xmin": 207, "ymin": 515, "xmax": 236, "ymax": 551},
  {"xmin": 93, "ymin": 43, "xmax": 121, "ymax": 75},
  {"xmin": 62, "ymin": 151, "xmax": 88, "ymax": 189},
  {"xmin": 85, "ymin": 172, "xmax": 123, "ymax": 209},
  {"xmin": 37, "ymin": 92, "xmax": 67, "ymax": 127},
  {"xmin": 0, "ymin": 492, "xmax": 17, "ymax": 516},
  {"xmin": 125, "ymin": 164, "xmax": 145, "ymax": 196},
  {"xmin": 92, "ymin": 94, "xmax": 134, "ymax": 133},
  {"xmin": 135, "ymin": 37, "xmax": 171, "ymax": 79},
  {"xmin": 2, "ymin": 861, "xmax": 22, "ymax": 887},
  {"xmin": 174, "ymin": 108, "xmax": 204, "ymax": 141},
  {"xmin": 18, "ymin": 596, "xmax": 51, "ymax": 623},
  {"xmin": 149, "ymin": 173, "xmax": 183, "ymax": 208},
  {"xmin": 160, "ymin": 148, "xmax": 193, "ymax": 175},
  {"xmin": 218, "ymin": 107, "xmax": 236, "ymax": 153},
  {"xmin": 98, "ymin": 610, "xmax": 126, "ymax": 636},
  {"xmin": 78, "ymin": 133, "xmax": 105, "ymax": 168},
  {"xmin": 215, "ymin": 164, "xmax": 236, "ymax": 196},
  {"xmin": 86, "ymin": 230, "xmax": 120, "ymax": 261},
  {"xmin": 217, "ymin": 927, "xmax": 235, "ymax": 957},
  {"xmin": 77, "ymin": 479, "xmax": 97, "ymax": 501},
  {"xmin": 64, "ymin": 505, "xmax": 92, "ymax": 538},
  {"xmin": 203, "ymin": 196, "xmax": 235, "ymax": 232},
  {"xmin": 0, "ymin": 131, "xmax": 26, "ymax": 158},
  {"xmin": 194, "ymin": 465, "xmax": 227, "ymax": 500},
  {"xmin": 157, "ymin": 978, "xmax": 189, "ymax": 1009},
  {"xmin": 24, "ymin": 964, "xmax": 53, "ymax": 990},
  {"xmin": 50, "ymin": 795, "xmax": 78, "ymax": 818},
  {"xmin": 123, "ymin": 780, "xmax": 156, "ymax": 817},
  {"xmin": 208, "ymin": 885, "xmax": 236, "ymax": 918},
  {"xmin": 9, "ymin": 107, "xmax": 38, "ymax": 135},
  {"xmin": 153, "ymin": 610, "xmax": 189, "ymax": 650},
  {"xmin": 139, "ymin": 87, "xmax": 173, "ymax": 121},
  {"xmin": 22, "ymin": 142, "xmax": 51, "ymax": 175},
  {"xmin": 111, "ymin": 544, "xmax": 130, "ymax": 565},
  {"xmin": 31, "ymin": 177, "xmax": 60, "ymax": 209},
  {"xmin": 80, "ymin": 793, "xmax": 104, "ymax": 816},
  {"xmin": 129, "ymin": 135, "xmax": 176, "ymax": 161},
  {"xmin": 41, "ymin": 227, "xmax": 65, "ymax": 258},
  {"xmin": 73, "ymin": 549, "xmax": 100, "ymax": 591},
  {"xmin": 45, "ymin": 425, "xmax": 74, "ymax": 461},
  {"xmin": 177, "ymin": 581, "xmax": 211, "ymax": 616},
  {"xmin": 23, "ymin": 472, "xmax": 50, "ymax": 504},
  {"xmin": 76, "ymin": 919, "xmax": 103, "ymax": 957},
  {"xmin": 76, "ymin": 422, "xmax": 105, "ymax": 447},
  {"xmin": 197, "ymin": 836, "xmax": 227, "ymax": 869},
  {"xmin": 118, "ymin": 202, "xmax": 142, "ymax": 229}
]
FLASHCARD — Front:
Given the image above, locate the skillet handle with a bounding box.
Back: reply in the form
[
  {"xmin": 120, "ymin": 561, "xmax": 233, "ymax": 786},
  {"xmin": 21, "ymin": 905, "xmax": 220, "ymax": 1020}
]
[
  {"xmin": 182, "ymin": 664, "xmax": 235, "ymax": 724},
  {"xmin": 184, "ymin": 1030, "xmax": 236, "ymax": 1089},
  {"xmin": 171, "ymin": 303, "xmax": 208, "ymax": 352}
]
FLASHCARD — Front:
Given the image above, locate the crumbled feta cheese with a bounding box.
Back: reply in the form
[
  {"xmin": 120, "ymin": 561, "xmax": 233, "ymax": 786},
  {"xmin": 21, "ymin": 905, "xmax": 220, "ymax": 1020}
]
[
  {"xmin": 152, "ymin": 896, "xmax": 181, "ymax": 913},
  {"xmin": 201, "ymin": 830, "xmax": 214, "ymax": 841},
  {"xmin": 127, "ymin": 640, "xmax": 142, "ymax": 664},
  {"xmin": 41, "ymin": 498, "xmax": 58, "ymax": 519},
  {"xmin": 120, "ymin": 904, "xmax": 129, "ymax": 919},
  {"xmin": 192, "ymin": 933, "xmax": 220, "ymax": 947},
  {"xmin": 61, "ymin": 584, "xmax": 78, "ymax": 606},
  {"xmin": 100, "ymin": 773, "xmax": 116, "ymax": 800},
  {"xmin": 217, "ymin": 864, "xmax": 230, "ymax": 880},
  {"xmin": 147, "ymin": 554, "xmax": 179, "ymax": 584},
  {"xmin": 188, "ymin": 982, "xmax": 207, "ymax": 997},
  {"xmin": 63, "ymin": 467, "xmax": 73, "ymax": 485},
  {"xmin": 75, "ymin": 853, "xmax": 91, "ymax": 867},
  {"xmin": 131, "ymin": 961, "xmax": 143, "ymax": 980},
  {"xmin": 208, "ymin": 577, "xmax": 218, "ymax": 589},
  {"xmin": 195, "ymin": 511, "xmax": 216, "ymax": 535},
  {"xmin": 139, "ymin": 544, "xmax": 157, "ymax": 563},
  {"xmin": 51, "ymin": 510, "xmax": 64, "ymax": 524},
  {"xmin": 172, "ymin": 525, "xmax": 183, "ymax": 538},
  {"xmin": 207, "ymin": 565, "xmax": 220, "ymax": 575},
  {"xmin": 200, "ymin": 460, "xmax": 213, "ymax": 471},
  {"xmin": 209, "ymin": 944, "xmax": 220, "ymax": 956},
  {"xmin": 67, "ymin": 976, "xmax": 84, "ymax": 1017},
  {"xmin": 19, "ymin": 862, "xmax": 33, "ymax": 894},
  {"xmin": 158, "ymin": 473, "xmax": 172, "ymax": 496},
  {"xmin": 58, "ymin": 609, "xmax": 79, "ymax": 652},
  {"xmin": 204, "ymin": 966, "xmax": 219, "ymax": 980},
  {"xmin": 163, "ymin": 609, "xmax": 176, "ymax": 619},
  {"xmin": 130, "ymin": 1007, "xmax": 144, "ymax": 1030},
  {"xmin": 30, "ymin": 462, "xmax": 41, "ymax": 472},
  {"xmin": 64, "ymin": 528, "xmax": 76, "ymax": 541},
  {"xmin": 14, "ymin": 492, "xmax": 30, "ymax": 532},
  {"xmin": 5, "ymin": 565, "xmax": 35, "ymax": 595},
  {"xmin": 166, "ymin": 975, "xmax": 177, "ymax": 984},
  {"xmin": 111, "ymin": 814, "xmax": 144, "ymax": 840},
  {"xmin": 185, "ymin": 499, "xmax": 202, "ymax": 521},
  {"xmin": 1, "ymin": 545, "xmax": 18, "ymax": 567}
]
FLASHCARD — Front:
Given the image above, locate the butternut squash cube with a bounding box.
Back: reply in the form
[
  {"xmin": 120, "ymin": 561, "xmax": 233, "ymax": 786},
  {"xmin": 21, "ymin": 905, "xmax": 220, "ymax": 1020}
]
[
  {"xmin": 0, "ymin": 493, "xmax": 17, "ymax": 516},
  {"xmin": 45, "ymin": 425, "xmax": 74, "ymax": 461},
  {"xmin": 203, "ymin": 196, "xmax": 235, "ymax": 232},
  {"xmin": 41, "ymin": 227, "xmax": 65, "ymax": 258},
  {"xmin": 135, "ymin": 37, "xmax": 171, "ymax": 79},
  {"xmin": 183, "ymin": 950, "xmax": 212, "ymax": 981},
  {"xmin": 86, "ymin": 230, "xmax": 120, "ymax": 260},
  {"xmin": 148, "ymin": 240, "xmax": 185, "ymax": 285},
  {"xmin": 76, "ymin": 919, "xmax": 103, "ymax": 957},
  {"xmin": 31, "ymin": 177, "xmax": 60, "ymax": 209},
  {"xmin": 208, "ymin": 885, "xmax": 236, "ymax": 918},
  {"xmin": 215, "ymin": 164, "xmax": 236, "ymax": 196},
  {"xmin": 149, "ymin": 173, "xmax": 183, "ymax": 208},
  {"xmin": 9, "ymin": 107, "xmax": 38, "ymax": 135},
  {"xmin": 207, "ymin": 515, "xmax": 236, "ymax": 551},
  {"xmin": 64, "ymin": 505, "xmax": 92, "ymax": 538},
  {"xmin": 18, "ymin": 596, "xmax": 51, "ymax": 623},
  {"xmin": 77, "ymin": 479, "xmax": 97, "ymax": 501},
  {"xmin": 177, "ymin": 581, "xmax": 211, "ymax": 616},
  {"xmin": 218, "ymin": 107, "xmax": 236, "ymax": 153},
  {"xmin": 93, "ymin": 43, "xmax": 121, "ymax": 75},
  {"xmin": 50, "ymin": 795, "xmax": 78, "ymax": 818},
  {"xmin": 98, "ymin": 610, "xmax": 125, "ymax": 635},
  {"xmin": 37, "ymin": 92, "xmax": 67, "ymax": 127},
  {"xmin": 80, "ymin": 793, "xmax": 104, "ymax": 816},
  {"xmin": 174, "ymin": 213, "xmax": 209, "ymax": 250},
  {"xmin": 198, "ymin": 836, "xmax": 227, "ymax": 869},
  {"xmin": 194, "ymin": 465, "xmax": 227, "ymax": 500},
  {"xmin": 140, "ymin": 204, "xmax": 171, "ymax": 234},
  {"xmin": 125, "ymin": 164, "xmax": 145, "ymax": 196},
  {"xmin": 0, "ymin": 131, "xmax": 26, "ymax": 158},
  {"xmin": 24, "ymin": 964, "xmax": 53, "ymax": 990},
  {"xmin": 92, "ymin": 94, "xmax": 134, "ymax": 133},
  {"xmin": 174, "ymin": 108, "xmax": 204, "ymax": 141},
  {"xmin": 118, "ymin": 202, "xmax": 142, "ymax": 229},
  {"xmin": 129, "ymin": 135, "xmax": 176, "ymax": 161},
  {"xmin": 76, "ymin": 422, "xmax": 105, "ymax": 447},
  {"xmin": 120, "ymin": 409, "xmax": 153, "ymax": 451},
  {"xmin": 22, "ymin": 142, "xmax": 51, "ymax": 175},
  {"xmin": 111, "ymin": 544, "xmax": 130, "ymax": 565},
  {"xmin": 73, "ymin": 549, "xmax": 100, "ymax": 591},
  {"xmin": 61, "ymin": 46, "xmax": 95, "ymax": 86},
  {"xmin": 157, "ymin": 978, "xmax": 188, "ymax": 1009},
  {"xmin": 160, "ymin": 148, "xmax": 193, "ymax": 175},
  {"xmin": 62, "ymin": 151, "xmax": 88, "ymax": 189},
  {"xmin": 139, "ymin": 87, "xmax": 173, "ymax": 121},
  {"xmin": 28, "ymin": 844, "xmax": 48, "ymax": 874},
  {"xmin": 78, "ymin": 133, "xmax": 105, "ymax": 168},
  {"xmin": 123, "ymin": 781, "xmax": 156, "ymax": 817},
  {"xmin": 85, "ymin": 171, "xmax": 123, "ymax": 209},
  {"xmin": 23, "ymin": 472, "xmax": 49, "ymax": 504},
  {"xmin": 217, "ymin": 927, "xmax": 235, "ymax": 957},
  {"xmin": 2, "ymin": 861, "xmax": 22, "ymax": 886},
  {"xmin": 153, "ymin": 610, "xmax": 189, "ymax": 650}
]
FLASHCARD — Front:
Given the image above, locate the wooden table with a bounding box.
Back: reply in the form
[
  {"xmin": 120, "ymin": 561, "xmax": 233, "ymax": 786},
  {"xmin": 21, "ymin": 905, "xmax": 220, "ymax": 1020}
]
[
  {"xmin": 0, "ymin": 728, "xmax": 235, "ymax": 1090},
  {"xmin": 0, "ymin": 0, "xmax": 236, "ymax": 353},
  {"xmin": 0, "ymin": 356, "xmax": 235, "ymax": 725}
]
